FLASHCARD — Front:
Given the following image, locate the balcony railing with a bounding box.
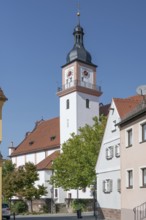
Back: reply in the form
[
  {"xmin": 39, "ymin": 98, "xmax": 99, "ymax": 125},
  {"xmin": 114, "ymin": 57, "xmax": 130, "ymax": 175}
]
[
  {"xmin": 133, "ymin": 201, "xmax": 146, "ymax": 220},
  {"xmin": 57, "ymin": 80, "xmax": 102, "ymax": 93}
]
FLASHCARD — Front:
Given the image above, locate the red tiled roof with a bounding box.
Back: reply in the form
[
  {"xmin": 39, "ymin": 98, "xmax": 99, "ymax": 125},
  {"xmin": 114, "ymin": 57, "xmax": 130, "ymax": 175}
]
[
  {"xmin": 36, "ymin": 150, "xmax": 60, "ymax": 170},
  {"xmin": 114, "ymin": 95, "xmax": 143, "ymax": 119},
  {"xmin": 11, "ymin": 117, "xmax": 60, "ymax": 156}
]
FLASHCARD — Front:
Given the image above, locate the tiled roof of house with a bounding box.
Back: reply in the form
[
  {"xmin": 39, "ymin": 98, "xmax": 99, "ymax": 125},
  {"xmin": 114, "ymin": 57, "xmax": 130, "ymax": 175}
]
[
  {"xmin": 36, "ymin": 150, "xmax": 60, "ymax": 170},
  {"xmin": 10, "ymin": 117, "xmax": 60, "ymax": 156},
  {"xmin": 99, "ymin": 103, "xmax": 110, "ymax": 116},
  {"xmin": 114, "ymin": 95, "xmax": 143, "ymax": 119}
]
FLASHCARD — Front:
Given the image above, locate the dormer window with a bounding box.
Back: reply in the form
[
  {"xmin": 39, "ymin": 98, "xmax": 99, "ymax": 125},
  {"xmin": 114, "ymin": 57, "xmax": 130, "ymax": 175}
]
[
  {"xmin": 29, "ymin": 141, "xmax": 34, "ymax": 145},
  {"xmin": 50, "ymin": 136, "xmax": 56, "ymax": 141}
]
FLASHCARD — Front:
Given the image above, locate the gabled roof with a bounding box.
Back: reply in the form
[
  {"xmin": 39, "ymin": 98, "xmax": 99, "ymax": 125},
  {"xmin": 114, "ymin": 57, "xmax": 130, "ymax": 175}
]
[
  {"xmin": 114, "ymin": 95, "xmax": 143, "ymax": 119},
  {"xmin": 10, "ymin": 117, "xmax": 60, "ymax": 156},
  {"xmin": 36, "ymin": 150, "xmax": 60, "ymax": 171}
]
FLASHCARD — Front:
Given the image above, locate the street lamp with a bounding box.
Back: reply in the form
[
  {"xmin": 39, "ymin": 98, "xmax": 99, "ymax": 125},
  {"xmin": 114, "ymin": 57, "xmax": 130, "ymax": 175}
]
[{"xmin": 0, "ymin": 88, "xmax": 8, "ymax": 220}]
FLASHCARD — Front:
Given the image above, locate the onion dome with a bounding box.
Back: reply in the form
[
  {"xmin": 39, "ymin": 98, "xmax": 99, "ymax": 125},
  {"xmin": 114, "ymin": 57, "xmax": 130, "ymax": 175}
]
[{"xmin": 66, "ymin": 24, "xmax": 92, "ymax": 64}]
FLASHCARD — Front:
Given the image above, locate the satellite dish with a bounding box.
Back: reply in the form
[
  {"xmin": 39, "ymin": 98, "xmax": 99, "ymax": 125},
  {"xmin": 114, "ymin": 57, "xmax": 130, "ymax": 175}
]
[{"xmin": 136, "ymin": 85, "xmax": 146, "ymax": 95}]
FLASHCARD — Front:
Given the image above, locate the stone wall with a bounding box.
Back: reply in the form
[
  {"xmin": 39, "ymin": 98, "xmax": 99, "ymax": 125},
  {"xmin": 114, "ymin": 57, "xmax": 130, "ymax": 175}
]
[{"xmin": 97, "ymin": 207, "xmax": 121, "ymax": 220}]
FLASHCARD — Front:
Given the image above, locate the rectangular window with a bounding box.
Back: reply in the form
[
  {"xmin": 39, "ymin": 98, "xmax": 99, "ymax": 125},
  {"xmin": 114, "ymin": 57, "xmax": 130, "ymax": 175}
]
[
  {"xmin": 115, "ymin": 144, "xmax": 120, "ymax": 157},
  {"xmin": 103, "ymin": 179, "xmax": 113, "ymax": 193},
  {"xmin": 86, "ymin": 99, "xmax": 89, "ymax": 108},
  {"xmin": 127, "ymin": 129, "xmax": 132, "ymax": 147},
  {"xmin": 66, "ymin": 99, "xmax": 70, "ymax": 109},
  {"xmin": 142, "ymin": 168, "xmax": 146, "ymax": 187},
  {"xmin": 106, "ymin": 146, "xmax": 114, "ymax": 160},
  {"xmin": 142, "ymin": 123, "xmax": 146, "ymax": 142},
  {"xmin": 127, "ymin": 170, "xmax": 133, "ymax": 188}
]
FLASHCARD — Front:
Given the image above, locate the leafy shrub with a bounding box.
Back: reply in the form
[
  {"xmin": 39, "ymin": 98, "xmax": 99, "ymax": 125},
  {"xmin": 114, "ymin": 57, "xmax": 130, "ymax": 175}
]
[
  {"xmin": 71, "ymin": 199, "xmax": 87, "ymax": 211},
  {"xmin": 11, "ymin": 201, "xmax": 28, "ymax": 214}
]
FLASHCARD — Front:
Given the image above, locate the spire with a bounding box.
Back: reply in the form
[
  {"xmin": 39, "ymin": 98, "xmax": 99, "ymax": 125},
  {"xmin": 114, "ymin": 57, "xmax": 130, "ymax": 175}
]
[
  {"xmin": 66, "ymin": 9, "xmax": 92, "ymax": 64},
  {"xmin": 77, "ymin": 0, "xmax": 80, "ymax": 26}
]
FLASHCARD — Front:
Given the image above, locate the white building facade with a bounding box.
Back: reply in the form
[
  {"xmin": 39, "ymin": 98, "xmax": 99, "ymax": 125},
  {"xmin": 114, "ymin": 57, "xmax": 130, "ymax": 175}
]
[
  {"xmin": 57, "ymin": 23, "xmax": 102, "ymax": 200},
  {"xmin": 96, "ymin": 99, "xmax": 121, "ymax": 220}
]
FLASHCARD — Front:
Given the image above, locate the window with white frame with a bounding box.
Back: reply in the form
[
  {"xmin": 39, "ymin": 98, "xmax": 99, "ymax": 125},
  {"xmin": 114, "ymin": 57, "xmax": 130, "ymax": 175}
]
[
  {"xmin": 140, "ymin": 167, "xmax": 146, "ymax": 187},
  {"xmin": 126, "ymin": 129, "xmax": 132, "ymax": 147},
  {"xmin": 115, "ymin": 144, "xmax": 120, "ymax": 157},
  {"xmin": 106, "ymin": 146, "xmax": 114, "ymax": 160},
  {"xmin": 117, "ymin": 179, "xmax": 121, "ymax": 193},
  {"xmin": 142, "ymin": 123, "xmax": 146, "ymax": 142},
  {"xmin": 127, "ymin": 170, "xmax": 133, "ymax": 188},
  {"xmin": 103, "ymin": 179, "xmax": 113, "ymax": 193}
]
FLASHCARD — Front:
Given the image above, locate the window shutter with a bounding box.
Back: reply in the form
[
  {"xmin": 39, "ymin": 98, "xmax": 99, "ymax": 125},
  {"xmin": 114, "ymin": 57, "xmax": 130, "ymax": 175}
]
[
  {"xmin": 111, "ymin": 146, "xmax": 114, "ymax": 158},
  {"xmin": 106, "ymin": 148, "xmax": 108, "ymax": 159},
  {"xmin": 117, "ymin": 179, "xmax": 121, "ymax": 192},
  {"xmin": 103, "ymin": 180, "xmax": 105, "ymax": 192},
  {"xmin": 110, "ymin": 180, "xmax": 113, "ymax": 192}
]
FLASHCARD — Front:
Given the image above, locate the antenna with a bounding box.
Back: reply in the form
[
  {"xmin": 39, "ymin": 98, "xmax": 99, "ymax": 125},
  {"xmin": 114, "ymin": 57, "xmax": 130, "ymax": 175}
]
[
  {"xmin": 136, "ymin": 85, "xmax": 146, "ymax": 96},
  {"xmin": 136, "ymin": 85, "xmax": 146, "ymax": 104},
  {"xmin": 77, "ymin": 0, "xmax": 80, "ymax": 25}
]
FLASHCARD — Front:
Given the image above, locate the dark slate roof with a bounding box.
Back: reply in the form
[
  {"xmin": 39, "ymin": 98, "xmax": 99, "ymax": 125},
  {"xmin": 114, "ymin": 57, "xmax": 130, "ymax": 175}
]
[
  {"xmin": 66, "ymin": 24, "xmax": 93, "ymax": 65},
  {"xmin": 10, "ymin": 117, "xmax": 60, "ymax": 156}
]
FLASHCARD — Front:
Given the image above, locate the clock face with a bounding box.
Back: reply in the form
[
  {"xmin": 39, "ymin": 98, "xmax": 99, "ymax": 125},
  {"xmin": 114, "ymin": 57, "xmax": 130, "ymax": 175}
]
[
  {"xmin": 65, "ymin": 67, "xmax": 74, "ymax": 88},
  {"xmin": 80, "ymin": 67, "xmax": 93, "ymax": 84},
  {"xmin": 82, "ymin": 70, "xmax": 90, "ymax": 78}
]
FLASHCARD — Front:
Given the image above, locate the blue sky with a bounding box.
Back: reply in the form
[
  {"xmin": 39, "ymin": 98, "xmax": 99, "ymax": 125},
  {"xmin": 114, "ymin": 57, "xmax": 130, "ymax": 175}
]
[{"xmin": 1, "ymin": 0, "xmax": 146, "ymax": 158}]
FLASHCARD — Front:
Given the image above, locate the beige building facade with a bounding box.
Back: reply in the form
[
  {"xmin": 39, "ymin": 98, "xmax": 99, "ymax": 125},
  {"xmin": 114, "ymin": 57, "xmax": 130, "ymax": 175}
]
[{"xmin": 119, "ymin": 101, "xmax": 146, "ymax": 220}]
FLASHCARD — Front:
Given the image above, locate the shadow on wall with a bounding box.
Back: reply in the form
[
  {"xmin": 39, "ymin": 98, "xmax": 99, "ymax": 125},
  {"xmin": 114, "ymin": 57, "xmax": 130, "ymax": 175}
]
[{"xmin": 96, "ymin": 201, "xmax": 104, "ymax": 219}]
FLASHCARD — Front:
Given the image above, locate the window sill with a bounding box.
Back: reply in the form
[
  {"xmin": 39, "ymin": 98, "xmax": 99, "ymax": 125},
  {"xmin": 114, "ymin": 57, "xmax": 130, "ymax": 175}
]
[
  {"xmin": 139, "ymin": 140, "xmax": 146, "ymax": 144},
  {"xmin": 126, "ymin": 145, "xmax": 132, "ymax": 148},
  {"xmin": 126, "ymin": 186, "xmax": 133, "ymax": 189},
  {"xmin": 140, "ymin": 186, "xmax": 146, "ymax": 188}
]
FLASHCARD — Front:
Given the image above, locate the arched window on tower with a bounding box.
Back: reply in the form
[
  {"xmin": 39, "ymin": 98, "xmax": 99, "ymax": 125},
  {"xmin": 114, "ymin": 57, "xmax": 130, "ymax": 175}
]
[
  {"xmin": 86, "ymin": 99, "xmax": 90, "ymax": 108},
  {"xmin": 66, "ymin": 99, "xmax": 70, "ymax": 109}
]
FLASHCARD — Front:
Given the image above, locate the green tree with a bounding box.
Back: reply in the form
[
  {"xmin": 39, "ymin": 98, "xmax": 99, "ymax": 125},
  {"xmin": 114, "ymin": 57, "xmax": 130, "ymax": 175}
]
[
  {"xmin": 16, "ymin": 162, "xmax": 47, "ymax": 212},
  {"xmin": 2, "ymin": 160, "xmax": 16, "ymax": 201},
  {"xmin": 51, "ymin": 115, "xmax": 107, "ymax": 190},
  {"xmin": 2, "ymin": 161, "xmax": 47, "ymax": 212}
]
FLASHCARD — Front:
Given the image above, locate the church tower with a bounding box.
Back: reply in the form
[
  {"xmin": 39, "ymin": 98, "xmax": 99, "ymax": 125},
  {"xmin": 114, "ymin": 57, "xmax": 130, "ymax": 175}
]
[{"xmin": 57, "ymin": 14, "xmax": 102, "ymax": 147}]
